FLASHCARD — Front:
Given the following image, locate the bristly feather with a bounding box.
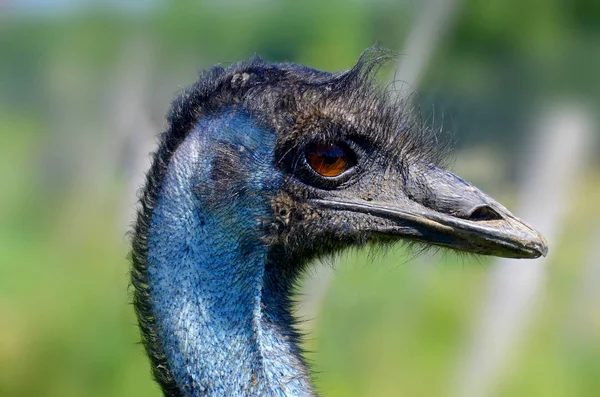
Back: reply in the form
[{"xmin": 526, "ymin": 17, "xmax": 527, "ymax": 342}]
[{"xmin": 130, "ymin": 45, "xmax": 449, "ymax": 395}]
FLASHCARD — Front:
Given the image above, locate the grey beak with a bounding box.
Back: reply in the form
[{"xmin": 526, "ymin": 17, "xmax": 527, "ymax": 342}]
[{"xmin": 310, "ymin": 164, "xmax": 548, "ymax": 259}]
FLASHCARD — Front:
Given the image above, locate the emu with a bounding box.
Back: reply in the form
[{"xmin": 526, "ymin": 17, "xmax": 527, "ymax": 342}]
[{"xmin": 131, "ymin": 49, "xmax": 547, "ymax": 396}]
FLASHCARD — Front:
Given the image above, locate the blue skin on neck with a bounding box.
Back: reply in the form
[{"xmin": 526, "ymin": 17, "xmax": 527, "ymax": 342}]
[{"xmin": 147, "ymin": 111, "xmax": 314, "ymax": 396}]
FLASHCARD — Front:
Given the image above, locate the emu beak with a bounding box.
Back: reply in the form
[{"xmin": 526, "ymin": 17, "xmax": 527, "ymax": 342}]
[{"xmin": 310, "ymin": 164, "xmax": 548, "ymax": 259}]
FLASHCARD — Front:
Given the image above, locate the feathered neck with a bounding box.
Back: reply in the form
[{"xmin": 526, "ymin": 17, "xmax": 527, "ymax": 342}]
[{"xmin": 132, "ymin": 111, "xmax": 315, "ymax": 396}]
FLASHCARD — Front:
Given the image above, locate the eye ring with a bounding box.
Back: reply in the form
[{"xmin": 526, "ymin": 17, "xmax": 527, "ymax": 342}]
[
  {"xmin": 300, "ymin": 141, "xmax": 359, "ymax": 190},
  {"xmin": 305, "ymin": 142, "xmax": 352, "ymax": 178}
]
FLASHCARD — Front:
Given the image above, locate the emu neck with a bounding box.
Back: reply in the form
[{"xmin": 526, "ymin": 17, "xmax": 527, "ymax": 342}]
[{"xmin": 146, "ymin": 113, "xmax": 314, "ymax": 396}]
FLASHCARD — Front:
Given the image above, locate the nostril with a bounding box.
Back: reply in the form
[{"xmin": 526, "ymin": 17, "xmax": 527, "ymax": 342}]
[{"xmin": 468, "ymin": 205, "xmax": 503, "ymax": 221}]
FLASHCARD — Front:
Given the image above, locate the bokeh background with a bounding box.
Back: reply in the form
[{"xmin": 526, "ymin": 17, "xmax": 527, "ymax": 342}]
[{"xmin": 1, "ymin": 0, "xmax": 599, "ymax": 396}]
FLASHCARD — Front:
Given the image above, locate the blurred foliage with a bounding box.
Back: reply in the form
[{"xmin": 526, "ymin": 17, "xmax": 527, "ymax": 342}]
[{"xmin": 0, "ymin": 0, "xmax": 599, "ymax": 396}]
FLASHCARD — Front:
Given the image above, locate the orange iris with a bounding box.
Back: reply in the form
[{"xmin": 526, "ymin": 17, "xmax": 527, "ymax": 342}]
[{"xmin": 305, "ymin": 143, "xmax": 349, "ymax": 177}]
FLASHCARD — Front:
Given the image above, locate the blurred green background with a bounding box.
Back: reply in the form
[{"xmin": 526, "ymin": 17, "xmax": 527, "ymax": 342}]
[{"xmin": 1, "ymin": 0, "xmax": 599, "ymax": 396}]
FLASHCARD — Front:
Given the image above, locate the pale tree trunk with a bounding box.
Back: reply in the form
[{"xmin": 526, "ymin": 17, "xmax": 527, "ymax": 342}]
[
  {"xmin": 109, "ymin": 35, "xmax": 158, "ymax": 235},
  {"xmin": 390, "ymin": 0, "xmax": 461, "ymax": 96},
  {"xmin": 450, "ymin": 104, "xmax": 594, "ymax": 397}
]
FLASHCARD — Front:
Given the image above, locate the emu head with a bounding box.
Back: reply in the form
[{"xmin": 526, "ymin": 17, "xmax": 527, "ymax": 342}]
[{"xmin": 164, "ymin": 49, "xmax": 547, "ymax": 271}]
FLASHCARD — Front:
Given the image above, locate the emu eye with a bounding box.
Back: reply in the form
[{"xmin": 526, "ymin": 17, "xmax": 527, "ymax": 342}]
[{"xmin": 305, "ymin": 142, "xmax": 353, "ymax": 177}]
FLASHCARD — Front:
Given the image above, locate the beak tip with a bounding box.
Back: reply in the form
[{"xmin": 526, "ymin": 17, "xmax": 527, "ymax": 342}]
[
  {"xmin": 533, "ymin": 232, "xmax": 549, "ymax": 258},
  {"xmin": 540, "ymin": 241, "xmax": 549, "ymax": 258}
]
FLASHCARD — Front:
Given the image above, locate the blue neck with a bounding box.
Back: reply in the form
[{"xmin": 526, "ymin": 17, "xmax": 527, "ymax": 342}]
[{"xmin": 146, "ymin": 112, "xmax": 314, "ymax": 396}]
